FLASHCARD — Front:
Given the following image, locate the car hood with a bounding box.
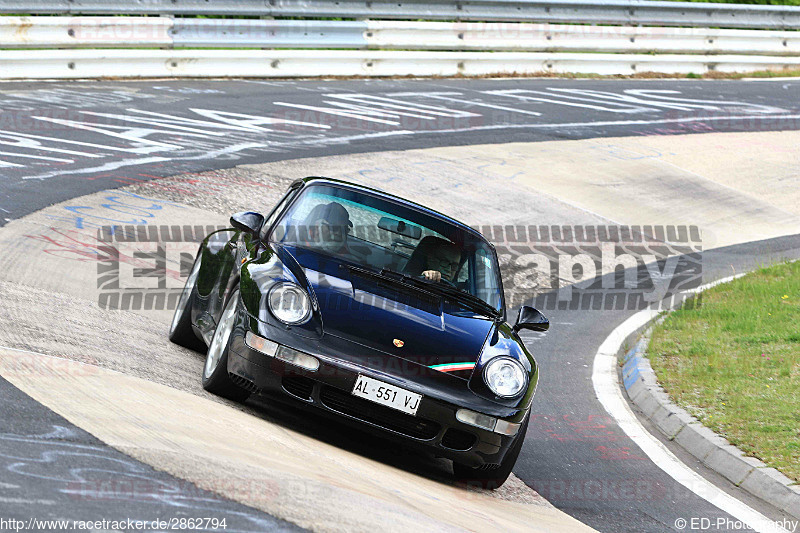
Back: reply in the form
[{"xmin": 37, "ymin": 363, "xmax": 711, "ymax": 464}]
[{"xmin": 283, "ymin": 245, "xmax": 495, "ymax": 371}]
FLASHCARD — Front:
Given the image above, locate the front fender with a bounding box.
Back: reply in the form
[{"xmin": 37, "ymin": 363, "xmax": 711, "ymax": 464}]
[
  {"xmin": 468, "ymin": 323, "xmax": 538, "ymax": 413},
  {"xmin": 195, "ymin": 228, "xmax": 239, "ymax": 333},
  {"xmin": 240, "ymin": 243, "xmax": 323, "ymax": 340}
]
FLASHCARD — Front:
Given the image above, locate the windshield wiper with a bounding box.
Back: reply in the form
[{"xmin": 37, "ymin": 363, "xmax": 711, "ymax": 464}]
[
  {"xmin": 380, "ymin": 268, "xmax": 500, "ymax": 319},
  {"xmin": 349, "ymin": 266, "xmax": 438, "ymax": 298},
  {"xmin": 376, "ymin": 268, "xmax": 440, "ymax": 294},
  {"xmin": 424, "ymin": 282, "xmax": 501, "ymax": 319}
]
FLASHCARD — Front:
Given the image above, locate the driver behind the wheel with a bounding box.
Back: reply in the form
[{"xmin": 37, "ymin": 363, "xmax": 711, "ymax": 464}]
[
  {"xmin": 420, "ymin": 240, "xmax": 461, "ymax": 283},
  {"xmin": 302, "ymin": 201, "xmax": 352, "ymax": 255}
]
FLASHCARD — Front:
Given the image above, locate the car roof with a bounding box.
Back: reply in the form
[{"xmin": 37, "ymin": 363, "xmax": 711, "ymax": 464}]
[{"xmin": 296, "ymin": 176, "xmax": 488, "ymax": 243}]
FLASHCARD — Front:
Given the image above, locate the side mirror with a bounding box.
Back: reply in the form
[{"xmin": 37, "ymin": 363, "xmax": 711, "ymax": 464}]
[
  {"xmin": 230, "ymin": 211, "xmax": 265, "ymax": 235},
  {"xmin": 514, "ymin": 306, "xmax": 550, "ymax": 332}
]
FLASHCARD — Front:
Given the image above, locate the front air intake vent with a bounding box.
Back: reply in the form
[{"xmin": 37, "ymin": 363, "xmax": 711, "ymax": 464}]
[
  {"xmin": 282, "ymin": 376, "xmax": 315, "ymax": 401},
  {"xmin": 229, "ymin": 373, "xmax": 261, "ymax": 394},
  {"xmin": 441, "ymin": 428, "xmax": 477, "ymax": 451}
]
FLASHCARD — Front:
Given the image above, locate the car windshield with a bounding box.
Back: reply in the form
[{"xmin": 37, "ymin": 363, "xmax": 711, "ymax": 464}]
[{"xmin": 271, "ymin": 183, "xmax": 503, "ymax": 311}]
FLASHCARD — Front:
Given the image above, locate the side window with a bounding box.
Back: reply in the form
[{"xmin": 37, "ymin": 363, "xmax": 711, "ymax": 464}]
[{"xmin": 260, "ymin": 186, "xmax": 300, "ymax": 241}]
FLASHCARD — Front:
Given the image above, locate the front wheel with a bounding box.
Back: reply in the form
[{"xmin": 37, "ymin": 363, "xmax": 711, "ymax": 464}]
[
  {"xmin": 201, "ymin": 288, "xmax": 251, "ymax": 403},
  {"xmin": 453, "ymin": 412, "xmax": 530, "ymax": 489}
]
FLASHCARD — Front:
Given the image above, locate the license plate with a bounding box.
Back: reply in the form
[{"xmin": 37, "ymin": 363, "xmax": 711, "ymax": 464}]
[{"xmin": 352, "ymin": 375, "xmax": 422, "ymax": 416}]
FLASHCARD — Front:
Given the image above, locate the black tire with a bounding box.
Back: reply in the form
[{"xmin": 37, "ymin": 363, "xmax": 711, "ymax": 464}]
[
  {"xmin": 453, "ymin": 412, "xmax": 530, "ymax": 489},
  {"xmin": 168, "ymin": 252, "xmax": 206, "ymax": 352},
  {"xmin": 201, "ymin": 288, "xmax": 251, "ymax": 403}
]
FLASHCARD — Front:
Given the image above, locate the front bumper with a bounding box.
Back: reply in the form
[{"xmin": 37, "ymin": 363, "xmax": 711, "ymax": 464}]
[{"xmin": 226, "ymin": 330, "xmax": 524, "ymax": 468}]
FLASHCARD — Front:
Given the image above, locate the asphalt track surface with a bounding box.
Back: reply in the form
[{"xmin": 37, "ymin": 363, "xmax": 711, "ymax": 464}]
[
  {"xmin": 1, "ymin": 78, "xmax": 800, "ymax": 532},
  {"xmin": 2, "ymin": 77, "xmax": 799, "ymax": 225}
]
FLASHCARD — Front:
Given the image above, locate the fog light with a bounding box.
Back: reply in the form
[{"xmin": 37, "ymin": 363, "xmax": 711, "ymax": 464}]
[
  {"xmin": 276, "ymin": 345, "xmax": 319, "ymax": 372},
  {"xmin": 456, "ymin": 409, "xmax": 497, "ymax": 432},
  {"xmin": 245, "ymin": 331, "xmax": 278, "ymax": 356}
]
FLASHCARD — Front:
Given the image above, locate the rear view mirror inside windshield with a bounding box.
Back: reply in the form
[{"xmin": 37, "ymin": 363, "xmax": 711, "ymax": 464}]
[{"xmin": 378, "ymin": 216, "xmax": 422, "ymax": 240}]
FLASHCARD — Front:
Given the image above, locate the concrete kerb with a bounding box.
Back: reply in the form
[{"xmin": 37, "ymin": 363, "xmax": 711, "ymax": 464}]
[{"xmin": 617, "ymin": 292, "xmax": 800, "ymax": 520}]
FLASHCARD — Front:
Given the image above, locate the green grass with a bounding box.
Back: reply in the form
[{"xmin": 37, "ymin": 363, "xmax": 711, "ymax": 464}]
[
  {"xmin": 731, "ymin": 68, "xmax": 800, "ymax": 79},
  {"xmin": 649, "ymin": 261, "xmax": 800, "ymax": 482}
]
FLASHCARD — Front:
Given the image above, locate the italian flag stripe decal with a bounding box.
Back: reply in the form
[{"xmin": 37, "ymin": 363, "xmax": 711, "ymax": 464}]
[{"xmin": 429, "ymin": 362, "xmax": 476, "ymax": 372}]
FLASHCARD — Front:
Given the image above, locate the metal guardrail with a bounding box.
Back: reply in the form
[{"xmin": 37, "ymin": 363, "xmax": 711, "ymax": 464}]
[
  {"xmin": 0, "ymin": 17, "xmax": 173, "ymax": 48},
  {"xmin": 1, "ymin": 49, "xmax": 798, "ymax": 79},
  {"xmin": 369, "ymin": 22, "xmax": 800, "ymax": 56},
  {"xmin": 2, "ymin": 17, "xmax": 798, "ymax": 56},
  {"xmin": 2, "ymin": 0, "xmax": 800, "ymax": 30},
  {"xmin": 1, "ymin": 2, "xmax": 799, "ymax": 78},
  {"xmin": 172, "ymin": 19, "xmax": 368, "ymax": 48}
]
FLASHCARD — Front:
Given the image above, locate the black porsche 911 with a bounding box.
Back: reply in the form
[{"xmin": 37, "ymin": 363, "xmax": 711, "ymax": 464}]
[{"xmin": 169, "ymin": 176, "xmax": 549, "ymax": 487}]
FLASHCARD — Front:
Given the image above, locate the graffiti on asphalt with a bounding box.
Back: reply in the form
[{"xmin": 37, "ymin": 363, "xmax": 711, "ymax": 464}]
[
  {"xmin": 0, "ymin": 425, "xmax": 278, "ymax": 531},
  {"xmin": 0, "ymin": 88, "xmax": 791, "ymax": 180}
]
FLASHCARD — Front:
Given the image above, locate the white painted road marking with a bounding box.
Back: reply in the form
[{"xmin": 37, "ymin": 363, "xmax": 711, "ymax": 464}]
[
  {"xmin": 0, "ymin": 497, "xmax": 55, "ymax": 505},
  {"xmin": 389, "ymin": 91, "xmax": 544, "ymax": 116}
]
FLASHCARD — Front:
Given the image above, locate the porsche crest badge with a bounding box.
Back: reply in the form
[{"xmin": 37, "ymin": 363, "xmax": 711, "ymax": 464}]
[{"xmin": 393, "ymin": 339, "xmax": 404, "ymax": 348}]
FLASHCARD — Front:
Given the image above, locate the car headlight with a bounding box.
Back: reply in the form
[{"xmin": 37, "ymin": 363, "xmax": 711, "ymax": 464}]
[
  {"xmin": 483, "ymin": 357, "xmax": 527, "ymax": 398},
  {"xmin": 268, "ymin": 282, "xmax": 311, "ymax": 325}
]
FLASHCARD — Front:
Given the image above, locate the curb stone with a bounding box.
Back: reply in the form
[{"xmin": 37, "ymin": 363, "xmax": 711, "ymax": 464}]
[{"xmin": 620, "ymin": 333, "xmax": 800, "ymax": 520}]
